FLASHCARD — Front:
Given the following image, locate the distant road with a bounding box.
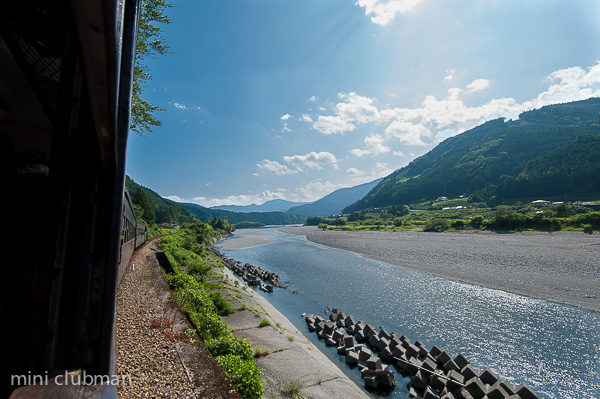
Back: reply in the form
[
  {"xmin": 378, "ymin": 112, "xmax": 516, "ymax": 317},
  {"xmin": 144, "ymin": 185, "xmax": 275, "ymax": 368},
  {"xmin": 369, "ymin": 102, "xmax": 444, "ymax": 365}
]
[{"xmin": 281, "ymin": 226, "xmax": 600, "ymax": 312}]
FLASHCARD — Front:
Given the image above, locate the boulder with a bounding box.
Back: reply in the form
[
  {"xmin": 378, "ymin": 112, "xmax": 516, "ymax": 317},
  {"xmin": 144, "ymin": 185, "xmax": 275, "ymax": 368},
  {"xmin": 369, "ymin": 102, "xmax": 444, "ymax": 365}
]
[
  {"xmin": 479, "ymin": 368, "xmax": 499, "ymax": 386},
  {"xmin": 346, "ymin": 350, "xmax": 359, "ymax": 365},
  {"xmin": 366, "ymin": 356, "xmax": 382, "ymax": 370},
  {"xmin": 515, "ymin": 382, "xmax": 537, "ymax": 399},
  {"xmin": 443, "ymin": 359, "xmax": 461, "ymax": 373},
  {"xmin": 345, "ymin": 315, "xmax": 356, "ymax": 327},
  {"xmin": 380, "ymin": 346, "xmax": 393, "ymax": 361},
  {"xmin": 405, "ymin": 343, "xmax": 420, "ymax": 359},
  {"xmin": 363, "ymin": 374, "xmax": 378, "ymax": 388},
  {"xmin": 465, "ymin": 377, "xmax": 488, "ymax": 398},
  {"xmin": 460, "ymin": 364, "xmax": 479, "ymax": 381},
  {"xmin": 436, "ymin": 351, "xmax": 453, "ymax": 367},
  {"xmin": 369, "ymin": 334, "xmax": 381, "ymax": 348},
  {"xmin": 392, "ymin": 345, "xmax": 406, "ymax": 358},
  {"xmin": 376, "ymin": 337, "xmax": 390, "ymax": 351},
  {"xmin": 411, "ymin": 370, "xmax": 430, "ymax": 390},
  {"xmin": 379, "ymin": 327, "xmax": 392, "ymax": 340},
  {"xmin": 344, "ymin": 336, "xmax": 355, "ymax": 348},
  {"xmin": 323, "ymin": 321, "xmax": 335, "ymax": 335},
  {"xmin": 378, "ymin": 370, "xmax": 395, "ymax": 387},
  {"xmin": 487, "ymin": 384, "xmax": 510, "ymax": 399},
  {"xmin": 404, "ymin": 357, "xmax": 423, "ymax": 375},
  {"xmin": 454, "ymin": 353, "xmax": 470, "ymax": 370},
  {"xmin": 358, "ymin": 347, "xmax": 373, "ymax": 362},
  {"xmin": 429, "ymin": 371, "xmax": 448, "ymax": 391},
  {"xmin": 423, "ymin": 386, "xmax": 441, "ymax": 399},
  {"xmin": 389, "ymin": 337, "xmax": 402, "ymax": 350}
]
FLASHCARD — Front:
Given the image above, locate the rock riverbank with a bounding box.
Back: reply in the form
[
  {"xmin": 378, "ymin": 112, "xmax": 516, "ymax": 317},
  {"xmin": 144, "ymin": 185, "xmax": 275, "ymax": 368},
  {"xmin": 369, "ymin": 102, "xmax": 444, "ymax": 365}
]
[{"xmin": 282, "ymin": 227, "xmax": 600, "ymax": 312}]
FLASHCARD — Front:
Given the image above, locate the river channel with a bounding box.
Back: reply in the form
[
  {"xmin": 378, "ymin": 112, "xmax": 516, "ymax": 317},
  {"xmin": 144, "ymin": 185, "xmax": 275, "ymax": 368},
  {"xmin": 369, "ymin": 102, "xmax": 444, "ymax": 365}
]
[{"xmin": 214, "ymin": 228, "xmax": 599, "ymax": 399}]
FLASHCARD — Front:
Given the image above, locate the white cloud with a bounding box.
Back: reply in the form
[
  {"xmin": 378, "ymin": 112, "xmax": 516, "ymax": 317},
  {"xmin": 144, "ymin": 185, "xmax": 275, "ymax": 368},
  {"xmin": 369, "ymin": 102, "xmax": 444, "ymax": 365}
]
[
  {"xmin": 385, "ymin": 120, "xmax": 433, "ymax": 146},
  {"xmin": 312, "ymin": 92, "xmax": 381, "ymax": 134},
  {"xmin": 300, "ymin": 114, "xmax": 313, "ymax": 123},
  {"xmin": 292, "ymin": 180, "xmax": 346, "ymax": 202},
  {"xmin": 282, "ymin": 122, "xmax": 291, "ymax": 132},
  {"xmin": 444, "ymin": 69, "xmax": 455, "ymax": 83},
  {"xmin": 308, "ymin": 95, "xmax": 317, "ymax": 102},
  {"xmin": 256, "ymin": 159, "xmax": 298, "ymax": 175},
  {"xmin": 313, "ymin": 115, "xmax": 356, "ymax": 134},
  {"xmin": 283, "ymin": 151, "xmax": 338, "ymax": 171},
  {"xmin": 173, "ymin": 102, "xmax": 202, "ymax": 111},
  {"xmin": 465, "ymin": 79, "xmax": 491, "ymax": 93},
  {"xmin": 280, "ymin": 113, "xmax": 292, "ymax": 120},
  {"xmin": 351, "ymin": 134, "xmax": 390, "ymax": 156},
  {"xmin": 523, "ymin": 62, "xmax": 600, "ymax": 109},
  {"xmin": 357, "ymin": 0, "xmax": 424, "ymax": 26},
  {"xmin": 392, "ymin": 150, "xmax": 405, "ymax": 156},
  {"xmin": 346, "ymin": 167, "xmax": 365, "ymax": 177},
  {"xmin": 336, "ymin": 92, "xmax": 381, "ymax": 124},
  {"xmin": 191, "ymin": 190, "xmax": 288, "ymax": 207},
  {"xmin": 164, "ymin": 195, "xmax": 185, "ymax": 202}
]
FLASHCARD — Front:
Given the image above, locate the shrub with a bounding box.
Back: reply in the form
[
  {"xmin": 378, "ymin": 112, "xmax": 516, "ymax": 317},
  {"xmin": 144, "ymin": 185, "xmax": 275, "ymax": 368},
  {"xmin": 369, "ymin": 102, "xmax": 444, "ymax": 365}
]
[
  {"xmin": 423, "ymin": 218, "xmax": 451, "ymax": 232},
  {"xmin": 450, "ymin": 220, "xmax": 465, "ymax": 230},
  {"xmin": 470, "ymin": 216, "xmax": 484, "ymax": 228},
  {"xmin": 205, "ymin": 335, "xmax": 253, "ymax": 360},
  {"xmin": 583, "ymin": 224, "xmax": 594, "ymax": 234},
  {"xmin": 258, "ymin": 318, "xmax": 271, "ymax": 328},
  {"xmin": 216, "ymin": 354, "xmax": 264, "ymax": 399},
  {"xmin": 209, "ymin": 291, "xmax": 234, "ymax": 315}
]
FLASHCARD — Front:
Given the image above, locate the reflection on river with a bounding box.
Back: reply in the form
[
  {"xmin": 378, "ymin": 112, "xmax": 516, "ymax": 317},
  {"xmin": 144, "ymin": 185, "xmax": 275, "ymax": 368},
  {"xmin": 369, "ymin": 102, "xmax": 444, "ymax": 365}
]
[{"xmin": 214, "ymin": 228, "xmax": 599, "ymax": 399}]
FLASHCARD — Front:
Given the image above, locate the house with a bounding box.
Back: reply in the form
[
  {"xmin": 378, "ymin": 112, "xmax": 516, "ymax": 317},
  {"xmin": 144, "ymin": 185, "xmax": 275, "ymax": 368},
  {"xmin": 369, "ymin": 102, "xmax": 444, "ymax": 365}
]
[{"xmin": 531, "ymin": 200, "xmax": 552, "ymax": 207}]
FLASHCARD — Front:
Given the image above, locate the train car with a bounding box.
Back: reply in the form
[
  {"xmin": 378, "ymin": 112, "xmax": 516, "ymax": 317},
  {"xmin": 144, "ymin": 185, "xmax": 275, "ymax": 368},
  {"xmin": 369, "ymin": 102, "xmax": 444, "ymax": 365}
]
[
  {"xmin": 1, "ymin": 0, "xmax": 141, "ymax": 397},
  {"xmin": 118, "ymin": 188, "xmax": 147, "ymax": 281}
]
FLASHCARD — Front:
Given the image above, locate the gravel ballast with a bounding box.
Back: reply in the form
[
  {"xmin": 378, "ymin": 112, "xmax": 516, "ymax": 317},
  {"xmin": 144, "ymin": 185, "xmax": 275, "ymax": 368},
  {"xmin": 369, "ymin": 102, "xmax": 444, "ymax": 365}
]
[
  {"xmin": 116, "ymin": 238, "xmax": 240, "ymax": 398},
  {"xmin": 281, "ymin": 227, "xmax": 600, "ymax": 312}
]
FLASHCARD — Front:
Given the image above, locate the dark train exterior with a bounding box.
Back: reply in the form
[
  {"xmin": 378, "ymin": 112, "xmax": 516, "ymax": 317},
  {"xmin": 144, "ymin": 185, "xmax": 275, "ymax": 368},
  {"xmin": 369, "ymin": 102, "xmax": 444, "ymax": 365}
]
[
  {"xmin": 120, "ymin": 189, "xmax": 147, "ymax": 280},
  {"xmin": 1, "ymin": 0, "xmax": 143, "ymax": 397}
]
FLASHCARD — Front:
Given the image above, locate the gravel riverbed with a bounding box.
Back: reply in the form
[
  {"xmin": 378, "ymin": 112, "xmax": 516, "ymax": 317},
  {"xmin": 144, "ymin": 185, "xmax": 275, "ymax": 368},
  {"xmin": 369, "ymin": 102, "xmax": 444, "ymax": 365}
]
[{"xmin": 281, "ymin": 227, "xmax": 600, "ymax": 312}]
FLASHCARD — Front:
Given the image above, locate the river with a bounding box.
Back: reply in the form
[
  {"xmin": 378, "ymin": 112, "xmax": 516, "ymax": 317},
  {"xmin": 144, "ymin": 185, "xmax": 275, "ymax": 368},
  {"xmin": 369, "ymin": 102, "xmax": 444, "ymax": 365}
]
[{"xmin": 214, "ymin": 228, "xmax": 599, "ymax": 399}]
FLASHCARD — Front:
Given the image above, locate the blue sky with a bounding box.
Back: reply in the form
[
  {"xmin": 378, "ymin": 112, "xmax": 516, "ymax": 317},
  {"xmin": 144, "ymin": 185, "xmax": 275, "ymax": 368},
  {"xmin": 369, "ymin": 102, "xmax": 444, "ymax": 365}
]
[{"xmin": 126, "ymin": 0, "xmax": 600, "ymax": 207}]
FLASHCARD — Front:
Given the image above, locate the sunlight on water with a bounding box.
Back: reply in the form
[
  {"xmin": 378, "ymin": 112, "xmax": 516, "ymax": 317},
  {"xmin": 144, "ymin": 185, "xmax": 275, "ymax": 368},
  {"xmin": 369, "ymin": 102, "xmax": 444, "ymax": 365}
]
[{"xmin": 216, "ymin": 230, "xmax": 600, "ymax": 399}]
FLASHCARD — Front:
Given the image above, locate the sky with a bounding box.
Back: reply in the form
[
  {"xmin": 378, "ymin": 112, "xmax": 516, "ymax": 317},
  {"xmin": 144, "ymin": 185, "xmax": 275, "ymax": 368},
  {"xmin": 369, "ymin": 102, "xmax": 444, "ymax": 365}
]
[{"xmin": 125, "ymin": 0, "xmax": 600, "ymax": 207}]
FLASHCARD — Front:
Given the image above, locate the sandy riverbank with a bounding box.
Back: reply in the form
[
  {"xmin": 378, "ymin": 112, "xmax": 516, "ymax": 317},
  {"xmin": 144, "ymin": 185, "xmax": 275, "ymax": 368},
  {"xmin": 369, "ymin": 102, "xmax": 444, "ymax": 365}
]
[{"xmin": 280, "ymin": 226, "xmax": 600, "ymax": 313}]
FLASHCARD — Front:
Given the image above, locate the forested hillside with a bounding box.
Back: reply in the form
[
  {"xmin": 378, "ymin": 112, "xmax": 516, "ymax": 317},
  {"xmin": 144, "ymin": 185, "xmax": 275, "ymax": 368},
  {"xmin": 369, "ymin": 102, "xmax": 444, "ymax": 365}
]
[
  {"xmin": 180, "ymin": 202, "xmax": 306, "ymax": 225},
  {"xmin": 126, "ymin": 176, "xmax": 306, "ymax": 226},
  {"xmin": 344, "ymin": 98, "xmax": 600, "ymax": 212},
  {"xmin": 126, "ymin": 176, "xmax": 195, "ymax": 225}
]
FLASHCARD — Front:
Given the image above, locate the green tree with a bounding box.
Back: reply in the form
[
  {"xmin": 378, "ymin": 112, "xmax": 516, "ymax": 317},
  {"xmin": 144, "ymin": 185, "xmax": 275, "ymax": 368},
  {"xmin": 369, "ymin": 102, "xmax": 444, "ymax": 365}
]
[
  {"xmin": 132, "ymin": 188, "xmax": 155, "ymax": 225},
  {"xmin": 131, "ymin": 0, "xmax": 172, "ymax": 135}
]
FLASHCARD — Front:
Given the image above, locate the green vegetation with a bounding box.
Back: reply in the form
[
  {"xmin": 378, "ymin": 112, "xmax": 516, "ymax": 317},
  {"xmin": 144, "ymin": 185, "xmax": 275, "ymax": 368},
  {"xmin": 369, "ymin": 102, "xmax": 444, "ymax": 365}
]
[
  {"xmin": 280, "ymin": 380, "xmax": 305, "ymax": 398},
  {"xmin": 344, "ymin": 99, "xmax": 600, "ymax": 213},
  {"xmin": 161, "ymin": 224, "xmax": 264, "ymax": 398},
  {"xmin": 131, "ymin": 0, "xmax": 172, "ymax": 135},
  {"xmin": 316, "ymin": 201, "xmax": 599, "ymax": 233},
  {"xmin": 234, "ymin": 221, "xmax": 265, "ymax": 229},
  {"xmin": 181, "ymin": 202, "xmax": 306, "ymax": 226},
  {"xmin": 258, "ymin": 318, "xmax": 272, "ymax": 328}
]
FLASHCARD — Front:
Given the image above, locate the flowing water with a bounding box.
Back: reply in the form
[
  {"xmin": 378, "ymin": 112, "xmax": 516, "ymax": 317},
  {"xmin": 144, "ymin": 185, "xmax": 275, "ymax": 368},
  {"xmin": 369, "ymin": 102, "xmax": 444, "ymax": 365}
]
[{"xmin": 214, "ymin": 229, "xmax": 600, "ymax": 399}]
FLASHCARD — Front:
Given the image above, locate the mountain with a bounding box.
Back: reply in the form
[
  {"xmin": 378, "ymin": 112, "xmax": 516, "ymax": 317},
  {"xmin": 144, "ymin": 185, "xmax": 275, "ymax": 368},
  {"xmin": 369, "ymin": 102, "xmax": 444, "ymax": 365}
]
[
  {"xmin": 344, "ymin": 98, "xmax": 600, "ymax": 212},
  {"xmin": 125, "ymin": 176, "xmax": 195, "ymax": 225},
  {"xmin": 180, "ymin": 202, "xmax": 306, "ymax": 225},
  {"xmin": 287, "ymin": 178, "xmax": 383, "ymax": 217},
  {"xmin": 211, "ymin": 199, "xmax": 311, "ymax": 213},
  {"xmin": 125, "ymin": 176, "xmax": 306, "ymax": 226}
]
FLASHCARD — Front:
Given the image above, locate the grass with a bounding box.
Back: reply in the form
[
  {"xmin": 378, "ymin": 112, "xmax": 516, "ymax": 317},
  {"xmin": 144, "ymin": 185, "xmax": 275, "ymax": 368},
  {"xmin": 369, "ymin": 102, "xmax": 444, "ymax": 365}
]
[
  {"xmin": 253, "ymin": 347, "xmax": 271, "ymax": 358},
  {"xmin": 280, "ymin": 380, "xmax": 305, "ymax": 398},
  {"xmin": 287, "ymin": 335, "xmax": 294, "ymax": 342},
  {"xmin": 258, "ymin": 318, "xmax": 271, "ymax": 328}
]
